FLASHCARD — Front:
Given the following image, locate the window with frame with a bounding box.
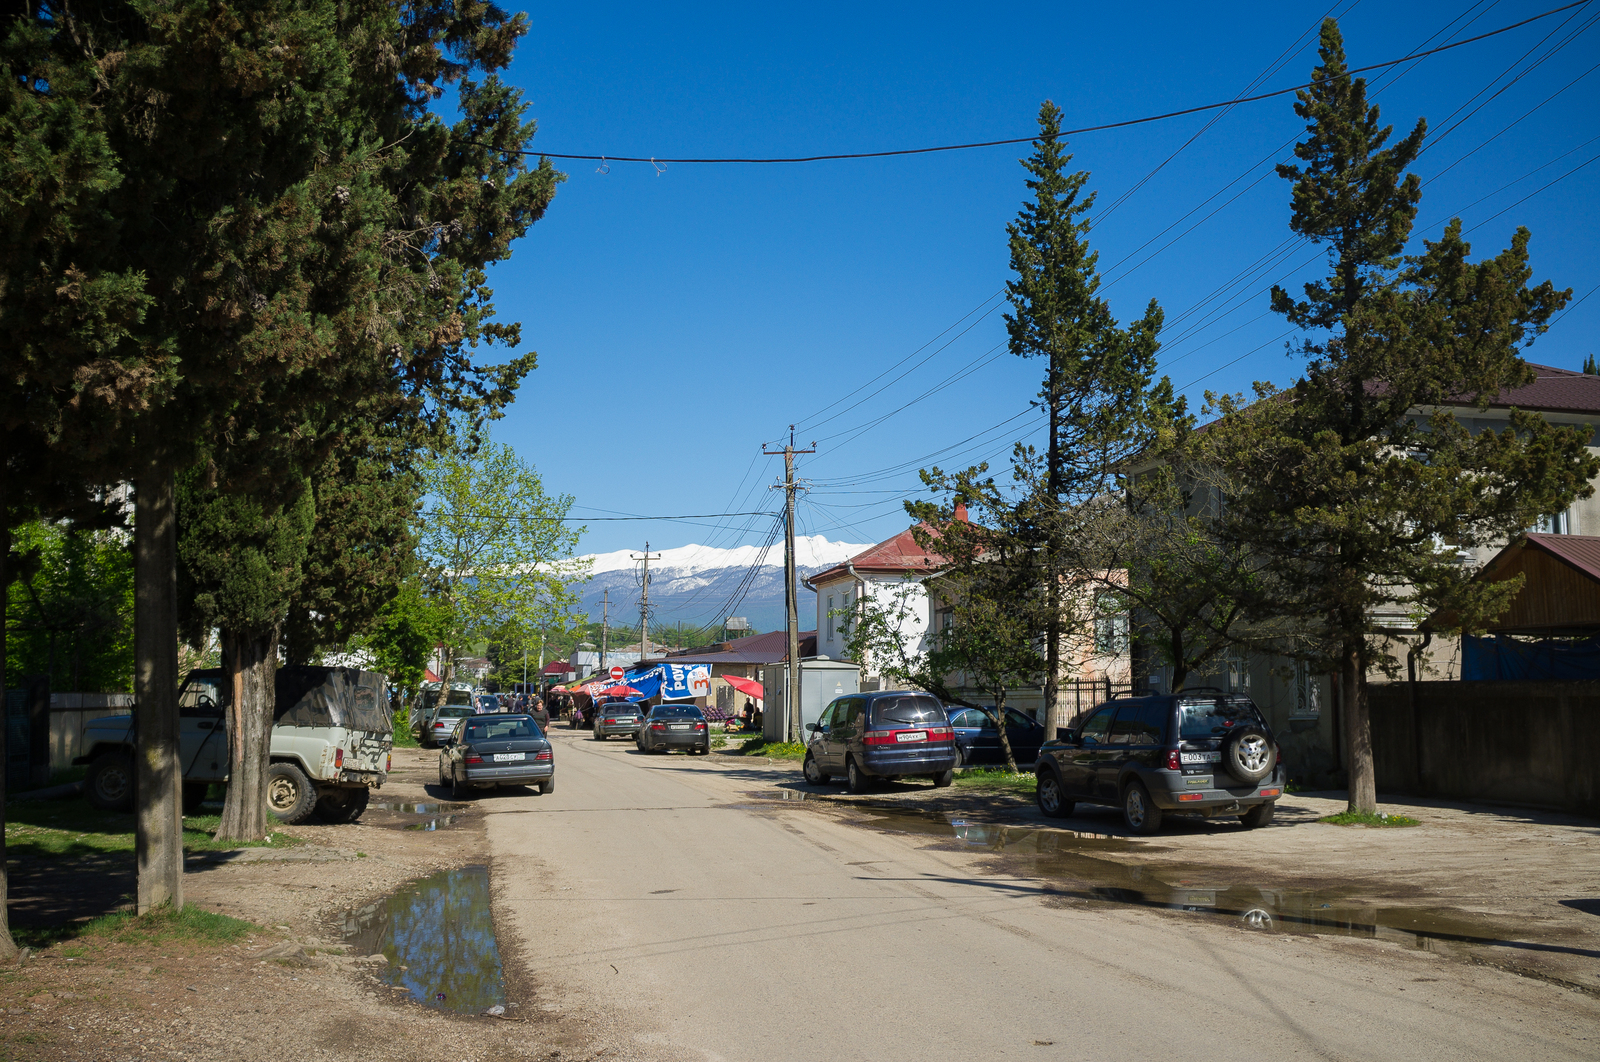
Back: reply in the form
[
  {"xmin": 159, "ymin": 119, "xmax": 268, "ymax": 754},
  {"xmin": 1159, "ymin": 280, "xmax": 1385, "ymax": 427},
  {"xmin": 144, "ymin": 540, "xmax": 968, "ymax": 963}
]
[
  {"xmin": 1533, "ymin": 509, "xmax": 1573, "ymax": 535},
  {"xmin": 826, "ymin": 595, "xmax": 835, "ymax": 640},
  {"xmin": 1093, "ymin": 591, "xmax": 1129, "ymax": 654}
]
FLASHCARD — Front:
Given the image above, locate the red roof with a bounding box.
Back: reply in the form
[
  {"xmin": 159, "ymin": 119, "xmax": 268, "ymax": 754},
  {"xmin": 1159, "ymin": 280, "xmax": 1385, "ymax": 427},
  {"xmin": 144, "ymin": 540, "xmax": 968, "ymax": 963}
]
[
  {"xmin": 542, "ymin": 660, "xmax": 575, "ymax": 675},
  {"xmin": 809, "ymin": 521, "xmax": 951, "ymax": 584},
  {"xmin": 1474, "ymin": 363, "xmax": 1600, "ymax": 416},
  {"xmin": 1524, "ymin": 533, "xmax": 1600, "ymax": 583}
]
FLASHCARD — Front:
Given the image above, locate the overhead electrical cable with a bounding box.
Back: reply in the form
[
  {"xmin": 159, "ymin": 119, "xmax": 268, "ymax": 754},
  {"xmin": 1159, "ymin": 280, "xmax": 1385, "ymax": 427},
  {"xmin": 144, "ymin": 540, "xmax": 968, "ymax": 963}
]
[{"xmin": 498, "ymin": 2, "xmax": 1588, "ymax": 166}]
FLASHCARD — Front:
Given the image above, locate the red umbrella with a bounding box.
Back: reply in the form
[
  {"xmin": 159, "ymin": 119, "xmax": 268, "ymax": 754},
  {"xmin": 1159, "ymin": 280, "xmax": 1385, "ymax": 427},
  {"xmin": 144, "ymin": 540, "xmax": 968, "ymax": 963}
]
[
  {"xmin": 721, "ymin": 675, "xmax": 764, "ymax": 699},
  {"xmin": 601, "ymin": 685, "xmax": 643, "ymax": 699}
]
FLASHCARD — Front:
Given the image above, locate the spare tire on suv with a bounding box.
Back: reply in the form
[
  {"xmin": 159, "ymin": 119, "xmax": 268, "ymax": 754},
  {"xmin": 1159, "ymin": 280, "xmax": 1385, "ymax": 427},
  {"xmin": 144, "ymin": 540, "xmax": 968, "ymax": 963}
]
[{"xmin": 1221, "ymin": 725, "xmax": 1275, "ymax": 785}]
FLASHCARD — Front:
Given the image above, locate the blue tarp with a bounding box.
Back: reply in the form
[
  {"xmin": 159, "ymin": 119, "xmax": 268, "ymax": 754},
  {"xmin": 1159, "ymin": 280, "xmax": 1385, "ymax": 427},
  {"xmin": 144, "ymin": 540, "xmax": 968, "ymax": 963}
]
[
  {"xmin": 622, "ymin": 663, "xmax": 711, "ymax": 700},
  {"xmin": 1461, "ymin": 633, "xmax": 1600, "ymax": 681}
]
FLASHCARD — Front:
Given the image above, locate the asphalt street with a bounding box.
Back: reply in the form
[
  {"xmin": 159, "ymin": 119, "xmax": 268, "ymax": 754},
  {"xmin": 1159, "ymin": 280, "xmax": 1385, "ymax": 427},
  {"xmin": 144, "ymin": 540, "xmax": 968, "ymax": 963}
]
[{"xmin": 487, "ymin": 728, "xmax": 1599, "ymax": 1062}]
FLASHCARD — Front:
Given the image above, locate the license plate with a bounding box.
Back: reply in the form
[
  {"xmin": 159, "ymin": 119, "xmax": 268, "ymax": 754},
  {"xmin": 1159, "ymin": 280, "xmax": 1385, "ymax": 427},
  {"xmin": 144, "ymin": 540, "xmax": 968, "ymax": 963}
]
[
  {"xmin": 492, "ymin": 753, "xmax": 525, "ymax": 762},
  {"xmin": 1181, "ymin": 751, "xmax": 1220, "ymax": 764},
  {"xmin": 669, "ymin": 724, "xmax": 690, "ymax": 730},
  {"xmin": 896, "ymin": 731, "xmax": 927, "ymax": 743}
]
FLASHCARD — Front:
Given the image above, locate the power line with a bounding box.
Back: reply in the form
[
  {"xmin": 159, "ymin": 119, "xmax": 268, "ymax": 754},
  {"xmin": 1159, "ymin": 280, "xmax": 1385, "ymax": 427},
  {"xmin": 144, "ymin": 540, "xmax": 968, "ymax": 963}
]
[{"xmin": 502, "ymin": 2, "xmax": 1588, "ymax": 165}]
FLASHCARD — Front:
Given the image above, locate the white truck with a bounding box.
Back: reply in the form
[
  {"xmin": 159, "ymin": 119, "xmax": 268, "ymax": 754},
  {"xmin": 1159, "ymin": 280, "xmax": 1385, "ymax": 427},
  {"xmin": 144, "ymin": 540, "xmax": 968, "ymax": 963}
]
[{"xmin": 74, "ymin": 666, "xmax": 393, "ymax": 824}]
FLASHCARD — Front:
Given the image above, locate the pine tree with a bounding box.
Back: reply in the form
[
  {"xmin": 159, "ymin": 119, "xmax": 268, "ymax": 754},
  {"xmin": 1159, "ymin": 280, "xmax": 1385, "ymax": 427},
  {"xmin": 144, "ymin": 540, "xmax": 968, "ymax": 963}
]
[{"xmin": 1210, "ymin": 19, "xmax": 1594, "ymax": 813}]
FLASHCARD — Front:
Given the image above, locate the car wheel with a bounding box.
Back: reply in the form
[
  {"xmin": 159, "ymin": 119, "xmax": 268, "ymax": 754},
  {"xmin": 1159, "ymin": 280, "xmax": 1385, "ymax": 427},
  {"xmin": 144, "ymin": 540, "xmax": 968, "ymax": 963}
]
[
  {"xmin": 317, "ymin": 787, "xmax": 370, "ymax": 824},
  {"xmin": 452, "ymin": 772, "xmax": 476, "ymax": 801},
  {"xmin": 1122, "ymin": 781, "xmax": 1163, "ymax": 835},
  {"xmin": 931, "ymin": 768, "xmax": 954, "ymax": 788},
  {"xmin": 845, "ymin": 757, "xmax": 872, "ymax": 795},
  {"xmin": 803, "ymin": 752, "xmax": 831, "ymax": 785},
  {"xmin": 439, "ymin": 762, "xmax": 448, "ymax": 788},
  {"xmin": 951, "ymin": 744, "xmax": 964, "ymax": 768},
  {"xmin": 1221, "ymin": 726, "xmax": 1275, "ymax": 785},
  {"xmin": 1036, "ymin": 771, "xmax": 1072, "ymax": 819},
  {"xmin": 181, "ymin": 782, "xmax": 209, "ymax": 816},
  {"xmin": 266, "ymin": 762, "xmax": 318, "ymax": 825},
  {"xmin": 86, "ymin": 753, "xmax": 136, "ymax": 813},
  {"xmin": 538, "ymin": 778, "xmax": 554, "ymax": 795},
  {"xmin": 1240, "ymin": 800, "xmax": 1276, "ymax": 829}
]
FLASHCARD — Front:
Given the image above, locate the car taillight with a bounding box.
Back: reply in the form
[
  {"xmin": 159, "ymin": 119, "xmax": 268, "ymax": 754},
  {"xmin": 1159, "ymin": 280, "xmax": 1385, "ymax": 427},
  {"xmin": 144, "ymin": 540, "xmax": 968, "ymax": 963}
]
[
  {"xmin": 335, "ymin": 748, "xmax": 344, "ymax": 769},
  {"xmin": 1166, "ymin": 749, "xmax": 1181, "ymax": 771},
  {"xmin": 925, "ymin": 726, "xmax": 952, "ymax": 742},
  {"xmin": 386, "ymin": 752, "xmax": 392, "ymax": 772},
  {"xmin": 1259, "ymin": 787, "xmax": 1281, "ymax": 797},
  {"xmin": 1177, "ymin": 792, "xmax": 1203, "ymax": 802},
  {"xmin": 534, "ymin": 751, "xmax": 551, "ymax": 761},
  {"xmin": 465, "ymin": 754, "xmax": 482, "ymax": 764},
  {"xmin": 651, "ymin": 722, "xmax": 666, "ymax": 731},
  {"xmin": 693, "ymin": 722, "xmax": 706, "ymax": 731}
]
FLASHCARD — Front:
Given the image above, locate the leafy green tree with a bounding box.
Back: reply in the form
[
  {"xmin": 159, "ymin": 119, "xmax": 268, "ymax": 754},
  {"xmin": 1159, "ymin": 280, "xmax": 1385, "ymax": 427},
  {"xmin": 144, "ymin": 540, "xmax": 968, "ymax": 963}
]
[
  {"xmin": 966, "ymin": 101, "xmax": 1175, "ymax": 739},
  {"xmin": 1208, "ymin": 19, "xmax": 1594, "ymax": 813},
  {"xmin": 2, "ymin": 0, "xmax": 560, "ymax": 908},
  {"xmin": 418, "ymin": 441, "xmax": 587, "ymax": 689},
  {"xmin": 357, "ymin": 576, "xmax": 454, "ymax": 692},
  {"xmin": 177, "ymin": 474, "xmax": 315, "ymax": 842},
  {"xmin": 5, "ymin": 520, "xmax": 134, "ymax": 693}
]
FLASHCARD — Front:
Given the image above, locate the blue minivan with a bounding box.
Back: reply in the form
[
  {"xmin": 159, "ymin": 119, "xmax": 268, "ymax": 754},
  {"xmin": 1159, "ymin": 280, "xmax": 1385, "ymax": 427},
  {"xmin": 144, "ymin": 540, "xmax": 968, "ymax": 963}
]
[{"xmin": 803, "ymin": 690, "xmax": 958, "ymax": 794}]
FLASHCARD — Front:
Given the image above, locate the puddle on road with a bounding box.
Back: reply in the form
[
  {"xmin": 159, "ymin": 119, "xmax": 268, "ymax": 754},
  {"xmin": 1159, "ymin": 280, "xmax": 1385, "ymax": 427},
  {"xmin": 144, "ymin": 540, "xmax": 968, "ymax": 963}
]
[
  {"xmin": 855, "ymin": 808, "xmax": 1581, "ymax": 959},
  {"xmin": 340, "ymin": 865, "xmax": 508, "ymax": 1014},
  {"xmin": 367, "ymin": 801, "xmax": 472, "ymax": 832},
  {"xmin": 405, "ymin": 815, "xmax": 463, "ymax": 832},
  {"xmin": 370, "ymin": 801, "xmax": 471, "ymax": 815}
]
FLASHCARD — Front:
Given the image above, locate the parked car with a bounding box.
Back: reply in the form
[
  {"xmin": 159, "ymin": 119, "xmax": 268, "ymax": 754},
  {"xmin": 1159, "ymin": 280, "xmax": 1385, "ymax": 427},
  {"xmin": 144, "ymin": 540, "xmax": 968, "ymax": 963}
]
[
  {"xmin": 425, "ymin": 705, "xmax": 477, "ymax": 748},
  {"xmin": 635, "ymin": 703, "xmax": 710, "ymax": 754},
  {"xmin": 77, "ymin": 666, "xmax": 393, "ymax": 824},
  {"xmin": 944, "ymin": 705, "xmax": 1045, "ymax": 767},
  {"xmin": 593, "ymin": 701, "xmax": 646, "ymax": 740},
  {"xmin": 413, "ymin": 686, "xmax": 475, "ymax": 744},
  {"xmin": 1034, "ymin": 689, "xmax": 1285, "ymax": 835},
  {"xmin": 439, "ymin": 713, "xmax": 553, "ymax": 798},
  {"xmin": 476, "ymin": 694, "xmax": 500, "ymax": 713},
  {"xmin": 803, "ymin": 690, "xmax": 956, "ymax": 794}
]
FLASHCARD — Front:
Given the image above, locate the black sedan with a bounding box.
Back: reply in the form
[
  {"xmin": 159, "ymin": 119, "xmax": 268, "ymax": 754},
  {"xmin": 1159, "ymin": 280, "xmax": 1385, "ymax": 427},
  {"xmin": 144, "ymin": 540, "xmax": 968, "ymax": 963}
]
[
  {"xmin": 944, "ymin": 705, "xmax": 1045, "ymax": 767},
  {"xmin": 440, "ymin": 714, "xmax": 553, "ymax": 798},
  {"xmin": 635, "ymin": 704, "xmax": 710, "ymax": 755}
]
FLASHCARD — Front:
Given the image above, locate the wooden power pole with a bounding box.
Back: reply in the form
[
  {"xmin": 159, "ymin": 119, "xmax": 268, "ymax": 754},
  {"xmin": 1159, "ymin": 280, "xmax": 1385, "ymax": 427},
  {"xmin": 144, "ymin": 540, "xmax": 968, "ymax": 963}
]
[
  {"xmin": 599, "ymin": 588, "xmax": 610, "ymax": 672},
  {"xmin": 630, "ymin": 544, "xmax": 661, "ymax": 663},
  {"xmin": 766, "ymin": 427, "xmax": 815, "ymax": 743}
]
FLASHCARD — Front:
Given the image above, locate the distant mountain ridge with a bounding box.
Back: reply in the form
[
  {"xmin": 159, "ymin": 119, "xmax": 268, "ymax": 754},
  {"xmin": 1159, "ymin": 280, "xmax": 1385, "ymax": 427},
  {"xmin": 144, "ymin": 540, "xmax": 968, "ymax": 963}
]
[{"xmin": 572, "ymin": 535, "xmax": 873, "ymax": 635}]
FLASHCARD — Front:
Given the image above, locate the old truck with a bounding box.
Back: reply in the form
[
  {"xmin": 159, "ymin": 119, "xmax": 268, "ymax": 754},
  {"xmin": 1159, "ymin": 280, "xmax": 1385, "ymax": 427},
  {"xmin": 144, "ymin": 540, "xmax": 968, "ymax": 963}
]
[{"xmin": 74, "ymin": 666, "xmax": 393, "ymax": 824}]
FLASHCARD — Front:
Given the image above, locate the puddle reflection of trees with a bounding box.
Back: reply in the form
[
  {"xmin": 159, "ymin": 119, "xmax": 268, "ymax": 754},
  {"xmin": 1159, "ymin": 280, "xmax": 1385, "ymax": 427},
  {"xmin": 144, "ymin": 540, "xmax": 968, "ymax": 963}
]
[{"xmin": 343, "ymin": 865, "xmax": 507, "ymax": 1013}]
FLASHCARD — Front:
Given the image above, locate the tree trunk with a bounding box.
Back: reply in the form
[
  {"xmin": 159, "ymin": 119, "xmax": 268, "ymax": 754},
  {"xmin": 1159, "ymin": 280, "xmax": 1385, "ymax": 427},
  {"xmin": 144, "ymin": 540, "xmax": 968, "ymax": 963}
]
[
  {"xmin": 1042, "ymin": 560, "xmax": 1061, "ymax": 741},
  {"xmin": 0, "ymin": 485, "xmax": 19, "ymax": 961},
  {"xmin": 1343, "ymin": 638, "xmax": 1376, "ymax": 813},
  {"xmin": 134, "ymin": 455, "xmax": 183, "ymax": 913},
  {"xmin": 993, "ymin": 688, "xmax": 1018, "ymax": 773},
  {"xmin": 213, "ymin": 626, "xmax": 278, "ymax": 842}
]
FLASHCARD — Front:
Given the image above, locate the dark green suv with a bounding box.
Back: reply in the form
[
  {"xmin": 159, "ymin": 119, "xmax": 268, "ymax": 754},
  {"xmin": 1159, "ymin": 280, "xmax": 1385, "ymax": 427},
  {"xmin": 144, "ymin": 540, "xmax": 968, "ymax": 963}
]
[{"xmin": 1035, "ymin": 690, "xmax": 1283, "ymax": 834}]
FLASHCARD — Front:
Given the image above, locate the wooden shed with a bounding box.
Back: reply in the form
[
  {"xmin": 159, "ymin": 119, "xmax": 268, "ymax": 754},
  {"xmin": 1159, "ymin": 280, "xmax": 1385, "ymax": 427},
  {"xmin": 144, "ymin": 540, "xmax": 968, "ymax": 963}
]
[{"xmin": 1449, "ymin": 533, "xmax": 1600, "ymax": 634}]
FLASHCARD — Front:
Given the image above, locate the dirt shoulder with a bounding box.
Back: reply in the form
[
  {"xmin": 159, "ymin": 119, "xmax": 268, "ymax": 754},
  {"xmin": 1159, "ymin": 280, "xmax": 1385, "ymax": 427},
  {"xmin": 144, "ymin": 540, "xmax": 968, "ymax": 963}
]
[
  {"xmin": 1, "ymin": 748, "xmax": 604, "ymax": 1062},
  {"xmin": 698, "ymin": 747, "xmax": 1600, "ymax": 994}
]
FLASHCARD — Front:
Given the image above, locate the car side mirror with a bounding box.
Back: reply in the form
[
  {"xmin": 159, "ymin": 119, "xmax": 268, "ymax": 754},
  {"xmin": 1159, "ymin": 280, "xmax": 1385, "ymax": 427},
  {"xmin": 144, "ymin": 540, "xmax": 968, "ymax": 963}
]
[
  {"xmin": 804, "ymin": 723, "xmax": 818, "ymax": 733},
  {"xmin": 1056, "ymin": 728, "xmax": 1075, "ymax": 743}
]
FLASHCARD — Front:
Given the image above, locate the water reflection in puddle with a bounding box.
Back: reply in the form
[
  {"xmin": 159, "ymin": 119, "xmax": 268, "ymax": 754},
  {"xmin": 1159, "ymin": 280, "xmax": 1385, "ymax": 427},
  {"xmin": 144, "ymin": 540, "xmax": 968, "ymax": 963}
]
[
  {"xmin": 858, "ymin": 808, "xmax": 1544, "ymax": 954},
  {"xmin": 371, "ymin": 801, "xmax": 471, "ymax": 815},
  {"xmin": 340, "ymin": 865, "xmax": 507, "ymax": 1014},
  {"xmin": 405, "ymin": 815, "xmax": 462, "ymax": 832}
]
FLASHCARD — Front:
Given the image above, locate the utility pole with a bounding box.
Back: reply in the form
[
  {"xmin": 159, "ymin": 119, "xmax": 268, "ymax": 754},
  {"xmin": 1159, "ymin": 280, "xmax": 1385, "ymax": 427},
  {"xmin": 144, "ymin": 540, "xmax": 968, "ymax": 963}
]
[
  {"xmin": 766, "ymin": 426, "xmax": 815, "ymax": 743},
  {"xmin": 599, "ymin": 589, "xmax": 610, "ymax": 673},
  {"xmin": 630, "ymin": 544, "xmax": 661, "ymax": 663}
]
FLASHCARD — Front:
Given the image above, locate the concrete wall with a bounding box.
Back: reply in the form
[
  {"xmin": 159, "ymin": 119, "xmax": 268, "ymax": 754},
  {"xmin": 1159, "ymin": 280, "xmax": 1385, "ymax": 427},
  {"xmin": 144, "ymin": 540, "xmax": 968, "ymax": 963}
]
[
  {"xmin": 1368, "ymin": 681, "xmax": 1600, "ymax": 817},
  {"xmin": 49, "ymin": 693, "xmax": 134, "ymax": 771}
]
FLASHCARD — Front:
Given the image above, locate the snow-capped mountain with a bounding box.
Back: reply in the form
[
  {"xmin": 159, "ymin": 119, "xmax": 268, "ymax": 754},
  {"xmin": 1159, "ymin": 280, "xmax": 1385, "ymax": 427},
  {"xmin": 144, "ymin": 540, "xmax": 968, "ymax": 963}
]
[{"xmin": 572, "ymin": 535, "xmax": 873, "ymax": 636}]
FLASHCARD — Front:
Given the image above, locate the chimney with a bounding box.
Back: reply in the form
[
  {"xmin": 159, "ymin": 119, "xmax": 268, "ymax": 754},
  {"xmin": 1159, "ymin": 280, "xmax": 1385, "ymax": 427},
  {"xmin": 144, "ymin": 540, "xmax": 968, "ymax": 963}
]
[{"xmin": 954, "ymin": 501, "xmax": 969, "ymax": 523}]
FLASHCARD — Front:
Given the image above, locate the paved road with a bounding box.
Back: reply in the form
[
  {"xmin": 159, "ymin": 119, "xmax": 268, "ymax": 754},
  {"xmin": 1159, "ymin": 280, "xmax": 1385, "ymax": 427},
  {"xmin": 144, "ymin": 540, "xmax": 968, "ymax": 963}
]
[{"xmin": 487, "ymin": 729, "xmax": 1599, "ymax": 1062}]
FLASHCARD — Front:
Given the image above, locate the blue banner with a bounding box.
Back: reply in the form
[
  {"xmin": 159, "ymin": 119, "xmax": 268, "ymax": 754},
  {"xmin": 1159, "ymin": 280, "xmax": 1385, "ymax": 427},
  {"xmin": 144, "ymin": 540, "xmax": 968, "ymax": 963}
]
[{"xmin": 622, "ymin": 663, "xmax": 711, "ymax": 700}]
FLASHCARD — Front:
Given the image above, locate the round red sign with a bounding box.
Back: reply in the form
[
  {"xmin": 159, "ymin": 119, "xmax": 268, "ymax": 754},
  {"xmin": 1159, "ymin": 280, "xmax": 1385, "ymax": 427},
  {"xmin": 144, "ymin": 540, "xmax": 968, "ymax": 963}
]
[{"xmin": 610, "ymin": 666, "xmax": 624, "ymax": 681}]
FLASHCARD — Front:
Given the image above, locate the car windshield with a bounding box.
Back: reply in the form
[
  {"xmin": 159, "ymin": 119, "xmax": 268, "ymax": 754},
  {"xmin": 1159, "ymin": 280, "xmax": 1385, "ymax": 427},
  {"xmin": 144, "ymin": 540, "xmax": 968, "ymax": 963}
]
[
  {"xmin": 603, "ymin": 705, "xmax": 638, "ymax": 717},
  {"xmin": 461, "ymin": 717, "xmax": 542, "ymax": 741},
  {"xmin": 436, "ymin": 706, "xmax": 475, "ymax": 720},
  {"xmin": 871, "ymin": 695, "xmax": 945, "ymax": 727},
  {"xmin": 1178, "ymin": 697, "xmax": 1265, "ymax": 740},
  {"xmin": 653, "ymin": 706, "xmax": 702, "ymax": 719}
]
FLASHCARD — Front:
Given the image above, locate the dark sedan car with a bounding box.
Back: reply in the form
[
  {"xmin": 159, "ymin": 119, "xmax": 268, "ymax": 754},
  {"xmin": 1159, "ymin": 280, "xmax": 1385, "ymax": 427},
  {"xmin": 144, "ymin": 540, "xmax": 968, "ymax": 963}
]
[
  {"xmin": 439, "ymin": 714, "xmax": 554, "ymax": 798},
  {"xmin": 635, "ymin": 704, "xmax": 710, "ymax": 754},
  {"xmin": 593, "ymin": 700, "xmax": 646, "ymax": 740},
  {"xmin": 944, "ymin": 705, "xmax": 1045, "ymax": 767}
]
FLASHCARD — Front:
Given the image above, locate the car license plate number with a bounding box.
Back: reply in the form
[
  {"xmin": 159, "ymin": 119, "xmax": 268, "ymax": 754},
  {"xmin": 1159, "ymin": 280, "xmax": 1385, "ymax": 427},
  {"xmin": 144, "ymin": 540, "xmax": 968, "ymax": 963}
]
[
  {"xmin": 492, "ymin": 753, "xmax": 524, "ymax": 762},
  {"xmin": 1181, "ymin": 751, "xmax": 1220, "ymax": 763},
  {"xmin": 669, "ymin": 724, "xmax": 690, "ymax": 730},
  {"xmin": 896, "ymin": 731, "xmax": 927, "ymax": 742}
]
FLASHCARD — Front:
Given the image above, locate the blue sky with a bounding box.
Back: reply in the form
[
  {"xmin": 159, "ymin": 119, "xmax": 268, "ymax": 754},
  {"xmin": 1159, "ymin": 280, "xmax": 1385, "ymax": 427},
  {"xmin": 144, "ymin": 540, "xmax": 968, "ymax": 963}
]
[{"xmin": 479, "ymin": 0, "xmax": 1599, "ymax": 558}]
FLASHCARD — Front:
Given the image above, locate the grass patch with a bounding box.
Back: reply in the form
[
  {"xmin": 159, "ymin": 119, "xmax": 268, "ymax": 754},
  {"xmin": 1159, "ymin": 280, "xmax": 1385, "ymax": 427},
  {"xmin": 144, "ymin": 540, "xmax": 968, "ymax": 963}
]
[
  {"xmin": 954, "ymin": 769, "xmax": 1037, "ymax": 796},
  {"xmin": 735, "ymin": 738, "xmax": 807, "ymax": 760},
  {"xmin": 81, "ymin": 904, "xmax": 257, "ymax": 945},
  {"xmin": 4, "ymin": 796, "xmax": 304, "ymax": 860},
  {"xmin": 1319, "ymin": 809, "xmax": 1420, "ymax": 828}
]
